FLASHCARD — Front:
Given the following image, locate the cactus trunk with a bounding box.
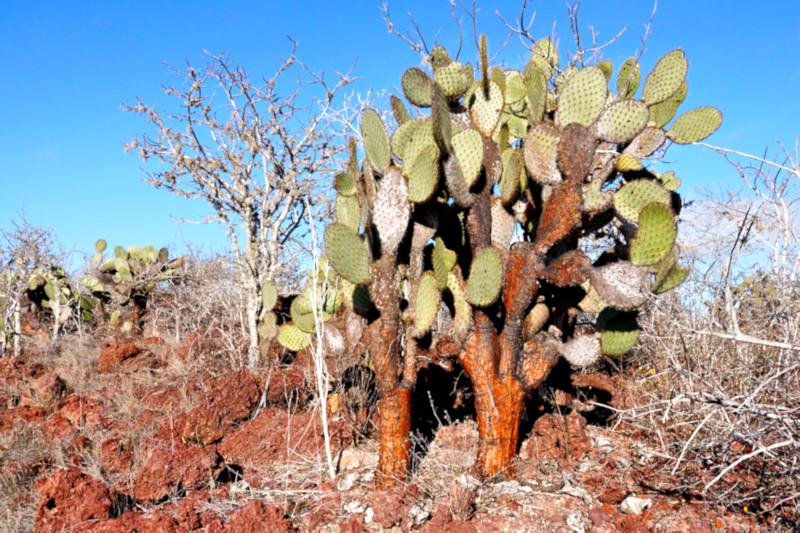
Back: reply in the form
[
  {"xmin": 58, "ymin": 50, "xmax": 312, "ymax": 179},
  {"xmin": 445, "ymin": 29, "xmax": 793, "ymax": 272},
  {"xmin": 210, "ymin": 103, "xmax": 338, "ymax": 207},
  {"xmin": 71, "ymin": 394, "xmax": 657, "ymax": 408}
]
[{"xmin": 376, "ymin": 386, "xmax": 413, "ymax": 487}]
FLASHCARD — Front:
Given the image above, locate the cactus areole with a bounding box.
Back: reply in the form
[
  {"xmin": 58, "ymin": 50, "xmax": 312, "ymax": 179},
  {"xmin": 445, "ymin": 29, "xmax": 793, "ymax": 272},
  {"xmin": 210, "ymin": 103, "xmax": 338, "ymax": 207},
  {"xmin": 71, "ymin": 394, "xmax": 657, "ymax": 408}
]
[{"xmin": 324, "ymin": 38, "xmax": 720, "ymax": 487}]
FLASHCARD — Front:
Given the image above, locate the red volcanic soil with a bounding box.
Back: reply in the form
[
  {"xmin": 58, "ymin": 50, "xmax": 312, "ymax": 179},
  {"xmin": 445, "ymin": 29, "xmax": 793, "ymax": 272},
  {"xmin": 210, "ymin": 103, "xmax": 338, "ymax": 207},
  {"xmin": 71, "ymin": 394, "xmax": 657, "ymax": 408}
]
[{"xmin": 0, "ymin": 331, "xmax": 762, "ymax": 532}]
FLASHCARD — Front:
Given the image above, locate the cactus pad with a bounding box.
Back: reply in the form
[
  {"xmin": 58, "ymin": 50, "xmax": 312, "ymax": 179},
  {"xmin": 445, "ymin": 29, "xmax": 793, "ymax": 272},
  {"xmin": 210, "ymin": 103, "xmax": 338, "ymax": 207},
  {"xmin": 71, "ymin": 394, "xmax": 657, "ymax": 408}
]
[
  {"xmin": 649, "ymin": 81, "xmax": 687, "ymax": 128},
  {"xmin": 643, "ymin": 49, "xmax": 688, "ymax": 105},
  {"xmin": 559, "ymin": 333, "xmax": 602, "ymax": 367},
  {"xmin": 432, "ymin": 237, "xmax": 450, "ymax": 290},
  {"xmin": 392, "ymin": 118, "xmax": 424, "ymax": 161},
  {"xmin": 261, "ymin": 282, "xmax": 278, "ymax": 312},
  {"xmin": 431, "ymin": 82, "xmax": 453, "ymax": 153},
  {"xmin": 430, "ymin": 45, "xmax": 451, "ymax": 70},
  {"xmin": 373, "ymin": 168, "xmax": 410, "ymax": 252},
  {"xmin": 451, "ymin": 128, "xmax": 484, "ymax": 188},
  {"xmin": 469, "ymin": 80, "xmax": 504, "ymax": 137},
  {"xmin": 408, "ymin": 144, "xmax": 440, "ymax": 204},
  {"xmin": 630, "ymin": 203, "xmax": 676, "ymax": 266},
  {"xmin": 555, "ymin": 66, "xmax": 608, "ymax": 128},
  {"xmin": 504, "ymin": 70, "xmax": 526, "ymax": 105},
  {"xmin": 361, "ymin": 109, "xmax": 390, "ymax": 171},
  {"xmin": 667, "ymin": 107, "xmax": 723, "ymax": 144},
  {"xmin": 614, "ymin": 180, "xmax": 671, "ymax": 224},
  {"xmin": 325, "ymin": 224, "xmax": 371, "ymax": 285},
  {"xmin": 523, "ymin": 302, "xmax": 550, "ymax": 341},
  {"xmin": 278, "ymin": 324, "xmax": 310, "ymax": 352},
  {"xmin": 524, "ymin": 123, "xmax": 562, "ymax": 185},
  {"xmin": 623, "ymin": 127, "xmax": 667, "ymax": 158},
  {"xmin": 558, "ymin": 123, "xmax": 596, "ymax": 183},
  {"xmin": 658, "ymin": 170, "xmax": 681, "ymax": 191},
  {"xmin": 465, "ymin": 247, "xmax": 503, "ymax": 307},
  {"xmin": 334, "ymin": 172, "xmax": 356, "ymax": 197},
  {"xmin": 654, "ymin": 262, "xmax": 690, "ymax": 294},
  {"xmin": 402, "ymin": 120, "xmax": 436, "ymax": 170},
  {"xmin": 590, "ymin": 261, "xmax": 651, "ymax": 311},
  {"xmin": 598, "ymin": 309, "xmax": 639, "ymax": 356},
  {"xmin": 447, "ymin": 269, "xmax": 472, "ymax": 342},
  {"xmin": 616, "ymin": 153, "xmax": 643, "ymax": 172},
  {"xmin": 412, "ymin": 272, "xmax": 441, "ymax": 338},
  {"xmin": 95, "ymin": 239, "xmax": 107, "ymax": 253},
  {"xmin": 597, "ymin": 59, "xmax": 613, "ymax": 80},
  {"xmin": 402, "ymin": 67, "xmax": 432, "ymax": 107},
  {"xmin": 491, "ymin": 197, "xmax": 516, "ymax": 250},
  {"xmin": 500, "ymin": 148, "xmax": 524, "ymax": 206},
  {"xmin": 524, "ymin": 63, "xmax": 548, "ymax": 124},
  {"xmin": 594, "ymin": 99, "xmax": 649, "ymax": 144},
  {"xmin": 616, "ymin": 58, "xmax": 640, "ymax": 98},
  {"xmin": 434, "ymin": 61, "xmax": 472, "ymax": 99},
  {"xmin": 443, "ymin": 155, "xmax": 475, "ymax": 208},
  {"xmin": 391, "ymin": 94, "xmax": 412, "ymax": 126},
  {"xmin": 336, "ymin": 194, "xmax": 361, "ymax": 232},
  {"xmin": 291, "ymin": 297, "xmax": 316, "ymax": 333}
]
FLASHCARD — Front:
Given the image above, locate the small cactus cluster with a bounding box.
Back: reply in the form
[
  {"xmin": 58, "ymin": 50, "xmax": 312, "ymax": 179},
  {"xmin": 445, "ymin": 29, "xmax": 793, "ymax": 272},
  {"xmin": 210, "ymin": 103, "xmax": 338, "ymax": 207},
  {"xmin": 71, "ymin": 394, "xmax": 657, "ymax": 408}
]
[
  {"xmin": 275, "ymin": 256, "xmax": 347, "ymax": 355},
  {"xmin": 90, "ymin": 239, "xmax": 186, "ymax": 332},
  {"xmin": 25, "ymin": 266, "xmax": 98, "ymax": 322}
]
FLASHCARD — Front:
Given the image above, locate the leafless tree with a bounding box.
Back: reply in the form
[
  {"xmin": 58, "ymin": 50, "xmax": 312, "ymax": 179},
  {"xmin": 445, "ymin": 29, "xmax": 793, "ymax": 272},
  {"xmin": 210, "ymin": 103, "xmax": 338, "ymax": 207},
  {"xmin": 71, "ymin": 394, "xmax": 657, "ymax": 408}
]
[
  {"xmin": 630, "ymin": 139, "xmax": 800, "ymax": 523},
  {"xmin": 0, "ymin": 215, "xmax": 63, "ymax": 356},
  {"xmin": 123, "ymin": 43, "xmax": 356, "ymax": 368}
]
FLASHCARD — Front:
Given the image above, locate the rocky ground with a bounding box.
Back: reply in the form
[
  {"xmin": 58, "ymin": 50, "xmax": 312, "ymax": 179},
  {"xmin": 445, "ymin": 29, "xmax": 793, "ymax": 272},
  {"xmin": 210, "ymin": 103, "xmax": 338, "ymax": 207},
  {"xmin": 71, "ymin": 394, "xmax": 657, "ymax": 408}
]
[{"xmin": 0, "ymin": 328, "xmax": 764, "ymax": 532}]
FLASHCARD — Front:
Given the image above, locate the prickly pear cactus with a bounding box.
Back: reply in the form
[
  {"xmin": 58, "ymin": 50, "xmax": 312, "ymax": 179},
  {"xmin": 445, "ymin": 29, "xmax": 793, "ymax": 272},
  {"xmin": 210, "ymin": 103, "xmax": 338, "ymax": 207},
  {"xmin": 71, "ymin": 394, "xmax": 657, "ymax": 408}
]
[
  {"xmin": 324, "ymin": 38, "xmax": 720, "ymax": 485},
  {"xmin": 91, "ymin": 239, "xmax": 187, "ymax": 332}
]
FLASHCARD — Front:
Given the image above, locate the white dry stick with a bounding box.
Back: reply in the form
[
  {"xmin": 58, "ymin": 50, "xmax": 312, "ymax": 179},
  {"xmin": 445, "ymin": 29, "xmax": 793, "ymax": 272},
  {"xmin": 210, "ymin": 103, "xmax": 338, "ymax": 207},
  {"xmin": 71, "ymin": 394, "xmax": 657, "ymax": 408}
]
[
  {"xmin": 703, "ymin": 439, "xmax": 796, "ymax": 493},
  {"xmin": 304, "ymin": 196, "xmax": 336, "ymax": 481}
]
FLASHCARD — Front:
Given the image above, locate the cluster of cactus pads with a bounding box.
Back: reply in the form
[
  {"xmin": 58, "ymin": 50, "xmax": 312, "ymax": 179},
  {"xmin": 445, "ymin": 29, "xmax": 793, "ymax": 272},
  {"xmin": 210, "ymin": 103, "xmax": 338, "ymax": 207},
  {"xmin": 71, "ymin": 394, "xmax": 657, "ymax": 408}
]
[
  {"xmin": 89, "ymin": 239, "xmax": 186, "ymax": 332},
  {"xmin": 313, "ymin": 36, "xmax": 719, "ymax": 486},
  {"xmin": 273, "ymin": 256, "xmax": 347, "ymax": 354}
]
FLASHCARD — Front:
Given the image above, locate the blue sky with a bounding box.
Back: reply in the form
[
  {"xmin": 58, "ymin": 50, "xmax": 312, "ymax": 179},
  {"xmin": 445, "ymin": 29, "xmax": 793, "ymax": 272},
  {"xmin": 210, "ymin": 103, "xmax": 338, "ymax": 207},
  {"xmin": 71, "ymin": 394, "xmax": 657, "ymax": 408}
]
[{"xmin": 2, "ymin": 1, "xmax": 798, "ymax": 268}]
